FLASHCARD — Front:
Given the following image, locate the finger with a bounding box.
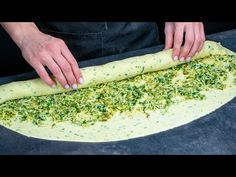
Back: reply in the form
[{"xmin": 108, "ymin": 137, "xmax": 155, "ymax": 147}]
[
  {"xmin": 61, "ymin": 46, "xmax": 84, "ymax": 84},
  {"xmin": 164, "ymin": 23, "xmax": 174, "ymax": 50},
  {"xmin": 172, "ymin": 24, "xmax": 184, "ymax": 60},
  {"xmin": 46, "ymin": 39, "xmax": 79, "ymax": 88},
  {"xmin": 187, "ymin": 23, "xmax": 202, "ymax": 61},
  {"xmin": 198, "ymin": 23, "xmax": 206, "ymax": 52},
  {"xmin": 52, "ymin": 54, "xmax": 77, "ymax": 89},
  {"xmin": 179, "ymin": 26, "xmax": 194, "ymax": 61},
  {"xmin": 33, "ymin": 63, "xmax": 56, "ymax": 88},
  {"xmin": 43, "ymin": 55, "xmax": 69, "ymax": 89}
]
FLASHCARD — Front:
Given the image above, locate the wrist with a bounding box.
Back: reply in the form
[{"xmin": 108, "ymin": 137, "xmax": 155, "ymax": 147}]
[
  {"xmin": 14, "ymin": 24, "xmax": 40, "ymax": 48},
  {"xmin": 1, "ymin": 22, "xmax": 40, "ymax": 48}
]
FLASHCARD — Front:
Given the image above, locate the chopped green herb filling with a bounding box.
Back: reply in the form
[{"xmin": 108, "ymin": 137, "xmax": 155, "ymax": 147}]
[{"xmin": 0, "ymin": 55, "xmax": 236, "ymax": 126}]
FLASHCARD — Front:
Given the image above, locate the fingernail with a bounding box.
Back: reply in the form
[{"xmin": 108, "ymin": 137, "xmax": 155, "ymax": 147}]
[
  {"xmin": 173, "ymin": 56, "xmax": 178, "ymax": 61},
  {"xmin": 64, "ymin": 84, "xmax": 70, "ymax": 89},
  {"xmin": 180, "ymin": 57, "xmax": 185, "ymax": 61},
  {"xmin": 187, "ymin": 57, "xmax": 191, "ymax": 62},
  {"xmin": 72, "ymin": 84, "xmax": 78, "ymax": 90},
  {"xmin": 51, "ymin": 84, "xmax": 56, "ymax": 88},
  {"xmin": 79, "ymin": 77, "xmax": 84, "ymax": 84}
]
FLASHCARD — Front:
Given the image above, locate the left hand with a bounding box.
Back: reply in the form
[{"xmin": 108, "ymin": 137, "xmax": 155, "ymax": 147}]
[{"xmin": 164, "ymin": 22, "xmax": 205, "ymax": 62}]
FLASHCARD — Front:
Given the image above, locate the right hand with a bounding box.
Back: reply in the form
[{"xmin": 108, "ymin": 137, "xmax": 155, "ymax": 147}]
[
  {"xmin": 164, "ymin": 22, "xmax": 205, "ymax": 61},
  {"xmin": 19, "ymin": 31, "xmax": 83, "ymax": 89}
]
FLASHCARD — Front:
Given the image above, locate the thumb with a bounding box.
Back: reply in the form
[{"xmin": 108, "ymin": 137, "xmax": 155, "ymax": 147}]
[{"xmin": 164, "ymin": 22, "xmax": 174, "ymax": 50}]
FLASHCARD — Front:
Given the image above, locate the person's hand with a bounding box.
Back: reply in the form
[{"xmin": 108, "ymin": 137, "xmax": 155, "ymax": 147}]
[
  {"xmin": 19, "ymin": 31, "xmax": 83, "ymax": 89},
  {"xmin": 164, "ymin": 22, "xmax": 205, "ymax": 62}
]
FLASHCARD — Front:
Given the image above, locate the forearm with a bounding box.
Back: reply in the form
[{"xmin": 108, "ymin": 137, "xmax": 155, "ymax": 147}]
[{"xmin": 0, "ymin": 22, "xmax": 40, "ymax": 48}]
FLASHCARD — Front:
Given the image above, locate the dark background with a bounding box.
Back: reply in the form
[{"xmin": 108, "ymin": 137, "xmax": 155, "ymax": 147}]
[
  {"xmin": 1, "ymin": 29, "xmax": 236, "ymax": 154},
  {"xmin": 1, "ymin": 22, "xmax": 236, "ymax": 77}
]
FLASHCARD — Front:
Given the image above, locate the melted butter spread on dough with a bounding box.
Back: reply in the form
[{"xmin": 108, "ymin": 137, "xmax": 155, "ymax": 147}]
[{"xmin": 1, "ymin": 55, "xmax": 236, "ymax": 127}]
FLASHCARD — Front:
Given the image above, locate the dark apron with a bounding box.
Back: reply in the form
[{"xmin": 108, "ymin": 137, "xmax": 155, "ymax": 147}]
[{"xmin": 36, "ymin": 22, "xmax": 160, "ymax": 61}]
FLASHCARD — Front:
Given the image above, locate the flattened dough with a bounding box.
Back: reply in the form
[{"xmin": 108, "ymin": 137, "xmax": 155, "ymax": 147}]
[{"xmin": 0, "ymin": 40, "xmax": 236, "ymax": 142}]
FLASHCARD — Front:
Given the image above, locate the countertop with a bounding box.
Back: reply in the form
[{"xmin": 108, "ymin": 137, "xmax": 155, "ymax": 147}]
[{"xmin": 1, "ymin": 29, "xmax": 236, "ymax": 154}]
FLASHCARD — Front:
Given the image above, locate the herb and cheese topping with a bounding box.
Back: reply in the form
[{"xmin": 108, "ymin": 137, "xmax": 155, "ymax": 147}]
[{"xmin": 0, "ymin": 55, "xmax": 236, "ymax": 127}]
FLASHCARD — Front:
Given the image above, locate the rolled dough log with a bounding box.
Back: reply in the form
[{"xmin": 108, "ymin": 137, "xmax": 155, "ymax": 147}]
[{"xmin": 0, "ymin": 41, "xmax": 234, "ymax": 104}]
